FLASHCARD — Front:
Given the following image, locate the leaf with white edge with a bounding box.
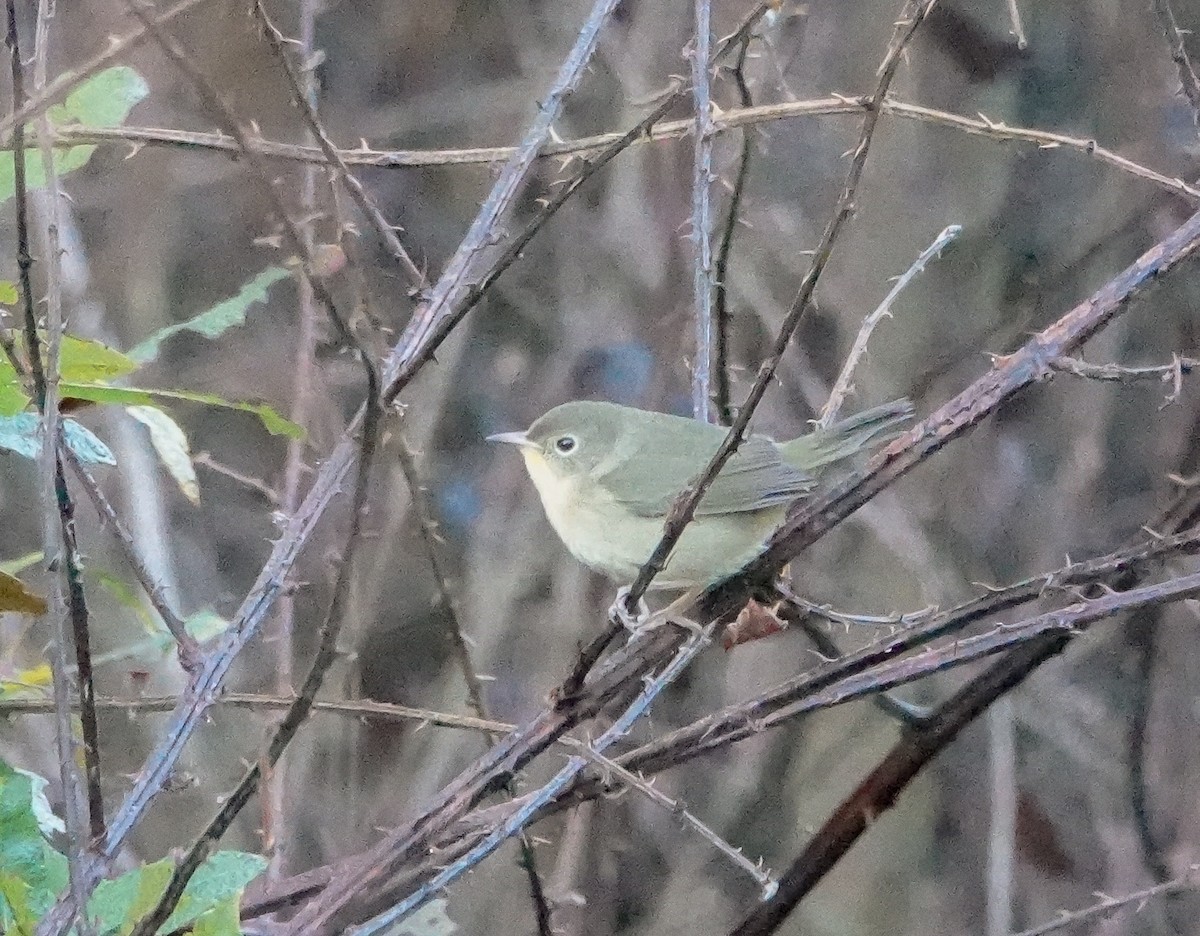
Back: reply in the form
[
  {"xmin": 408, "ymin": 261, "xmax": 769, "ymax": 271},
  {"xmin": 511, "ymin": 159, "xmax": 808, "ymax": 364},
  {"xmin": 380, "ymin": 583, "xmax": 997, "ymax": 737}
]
[
  {"xmin": 128, "ymin": 404, "xmax": 199, "ymax": 503},
  {"xmin": 0, "ymin": 413, "xmax": 116, "ymax": 466},
  {"xmin": 128, "ymin": 266, "xmax": 291, "ymax": 363},
  {"xmin": 58, "ymin": 383, "xmax": 304, "ymax": 439},
  {"xmin": 0, "ymin": 759, "xmax": 68, "ymax": 897},
  {"xmin": 13, "ymin": 768, "xmax": 64, "ymax": 836},
  {"xmin": 0, "ymin": 570, "xmax": 47, "ymax": 615}
]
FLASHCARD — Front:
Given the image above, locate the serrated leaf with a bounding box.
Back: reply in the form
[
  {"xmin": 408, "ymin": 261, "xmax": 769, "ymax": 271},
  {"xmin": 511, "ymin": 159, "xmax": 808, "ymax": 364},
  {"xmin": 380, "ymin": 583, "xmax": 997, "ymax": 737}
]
[
  {"xmin": 127, "ymin": 405, "xmax": 199, "ymax": 503},
  {"xmin": 0, "ymin": 870, "xmax": 37, "ymax": 934},
  {"xmin": 0, "ymin": 413, "xmax": 117, "ymax": 466},
  {"xmin": 0, "ymin": 570, "xmax": 46, "ymax": 615},
  {"xmin": 58, "ymin": 383, "xmax": 304, "ymax": 439},
  {"xmin": 128, "ymin": 266, "xmax": 291, "ymax": 363}
]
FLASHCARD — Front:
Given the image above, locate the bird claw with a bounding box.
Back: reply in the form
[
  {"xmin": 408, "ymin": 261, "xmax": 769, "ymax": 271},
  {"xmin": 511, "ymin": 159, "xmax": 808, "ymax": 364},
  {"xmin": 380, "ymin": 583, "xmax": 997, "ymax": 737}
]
[{"xmin": 609, "ymin": 587, "xmax": 650, "ymax": 633}]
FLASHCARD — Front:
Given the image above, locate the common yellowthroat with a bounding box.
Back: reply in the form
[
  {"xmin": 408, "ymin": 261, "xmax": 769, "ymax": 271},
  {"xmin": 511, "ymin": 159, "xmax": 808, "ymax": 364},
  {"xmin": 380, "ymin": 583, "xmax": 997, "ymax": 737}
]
[{"xmin": 488, "ymin": 399, "xmax": 912, "ymax": 589}]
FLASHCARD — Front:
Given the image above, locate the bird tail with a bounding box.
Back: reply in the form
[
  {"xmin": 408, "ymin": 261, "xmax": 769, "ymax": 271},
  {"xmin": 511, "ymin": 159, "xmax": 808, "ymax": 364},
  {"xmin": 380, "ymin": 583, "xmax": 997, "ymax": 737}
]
[{"xmin": 780, "ymin": 399, "xmax": 914, "ymax": 472}]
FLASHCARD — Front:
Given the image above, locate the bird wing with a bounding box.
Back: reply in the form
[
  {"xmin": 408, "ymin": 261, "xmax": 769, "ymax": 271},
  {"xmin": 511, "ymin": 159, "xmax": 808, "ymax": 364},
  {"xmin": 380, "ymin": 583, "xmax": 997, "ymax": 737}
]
[{"xmin": 598, "ymin": 424, "xmax": 815, "ymax": 518}]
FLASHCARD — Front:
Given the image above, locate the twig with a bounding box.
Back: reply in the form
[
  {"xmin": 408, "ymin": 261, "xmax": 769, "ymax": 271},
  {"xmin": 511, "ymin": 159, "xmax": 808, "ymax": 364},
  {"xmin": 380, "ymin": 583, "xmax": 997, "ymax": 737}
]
[
  {"xmin": 714, "ymin": 37, "xmax": 755, "ymax": 425},
  {"xmin": 1008, "ymin": 870, "xmax": 1200, "ymax": 936},
  {"xmin": 818, "ymin": 223, "xmax": 961, "ymax": 427},
  {"xmin": 42, "ymin": 95, "xmax": 1200, "ymax": 207},
  {"xmin": 1153, "ymin": 0, "xmax": 1200, "ymax": 124},
  {"xmin": 258, "ymin": 0, "xmax": 323, "ymax": 882},
  {"xmin": 384, "ymin": 0, "xmax": 627, "ymax": 390},
  {"xmin": 624, "ymin": 0, "xmax": 940, "ymax": 608},
  {"xmin": 1005, "ymin": 0, "xmax": 1027, "ymax": 50},
  {"xmin": 0, "ymin": 0, "xmax": 213, "ymax": 145},
  {"xmin": 9, "ymin": 0, "xmax": 95, "ymax": 919},
  {"xmin": 566, "ymin": 739, "xmax": 778, "ymax": 898},
  {"xmin": 0, "ymin": 691, "xmax": 514, "ymax": 732},
  {"xmin": 395, "ymin": 432, "xmax": 554, "ymax": 936},
  {"xmin": 690, "ymin": 0, "xmax": 716, "ymax": 421},
  {"xmin": 985, "ymin": 698, "xmax": 1016, "ymax": 936},
  {"xmin": 251, "ymin": 1, "xmax": 426, "ymax": 296},
  {"xmin": 347, "ymin": 622, "xmax": 722, "ymax": 935},
  {"xmin": 730, "ymin": 635, "xmax": 1072, "ymax": 936},
  {"xmin": 63, "ymin": 448, "xmax": 201, "ymax": 671},
  {"xmin": 1050, "ymin": 354, "xmax": 1198, "ymax": 406},
  {"xmin": 115, "ymin": 1, "xmax": 384, "ymax": 930}
]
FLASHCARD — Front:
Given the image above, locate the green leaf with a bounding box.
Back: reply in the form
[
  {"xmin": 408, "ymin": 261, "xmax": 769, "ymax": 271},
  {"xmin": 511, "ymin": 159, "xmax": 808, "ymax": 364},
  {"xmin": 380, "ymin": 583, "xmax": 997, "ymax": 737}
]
[
  {"xmin": 0, "ymin": 552, "xmax": 41, "ymax": 576},
  {"xmin": 88, "ymin": 858, "xmax": 173, "ymax": 936},
  {"xmin": 0, "ymin": 413, "xmax": 117, "ymax": 466},
  {"xmin": 0, "ymin": 67, "xmax": 148, "ymax": 204},
  {"xmin": 191, "ymin": 896, "xmax": 241, "ymax": 936},
  {"xmin": 57, "ymin": 335, "xmax": 139, "ymax": 383},
  {"xmin": 0, "ymin": 281, "xmax": 18, "ymax": 305},
  {"xmin": 127, "ymin": 405, "xmax": 199, "ymax": 503},
  {"xmin": 13, "ymin": 768, "xmax": 63, "ymax": 837},
  {"xmin": 128, "ymin": 267, "xmax": 291, "ymax": 363},
  {"xmin": 0, "ymin": 356, "xmax": 29, "ymax": 416},
  {"xmin": 162, "ymin": 851, "xmax": 267, "ymax": 932},
  {"xmin": 58, "ymin": 383, "xmax": 304, "ymax": 439},
  {"xmin": 0, "ymin": 571, "xmax": 46, "ymax": 615},
  {"xmin": 49, "ymin": 66, "xmax": 149, "ymax": 129},
  {"xmin": 0, "ymin": 760, "xmax": 68, "ymax": 901}
]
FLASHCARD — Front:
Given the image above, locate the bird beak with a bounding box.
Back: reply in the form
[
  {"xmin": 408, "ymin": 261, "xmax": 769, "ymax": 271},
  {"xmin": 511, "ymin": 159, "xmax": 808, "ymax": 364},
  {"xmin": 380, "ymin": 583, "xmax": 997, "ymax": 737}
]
[{"xmin": 486, "ymin": 430, "xmax": 536, "ymax": 449}]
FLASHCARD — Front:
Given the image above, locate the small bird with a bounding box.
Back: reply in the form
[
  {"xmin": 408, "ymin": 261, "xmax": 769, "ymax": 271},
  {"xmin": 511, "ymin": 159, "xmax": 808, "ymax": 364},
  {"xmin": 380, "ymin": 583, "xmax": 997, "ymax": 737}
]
[{"xmin": 488, "ymin": 399, "xmax": 913, "ymax": 592}]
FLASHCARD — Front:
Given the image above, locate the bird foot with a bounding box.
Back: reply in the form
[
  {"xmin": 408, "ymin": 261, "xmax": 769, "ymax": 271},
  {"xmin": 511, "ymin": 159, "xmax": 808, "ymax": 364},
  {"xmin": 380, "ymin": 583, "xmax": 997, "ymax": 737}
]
[{"xmin": 609, "ymin": 587, "xmax": 651, "ymax": 633}]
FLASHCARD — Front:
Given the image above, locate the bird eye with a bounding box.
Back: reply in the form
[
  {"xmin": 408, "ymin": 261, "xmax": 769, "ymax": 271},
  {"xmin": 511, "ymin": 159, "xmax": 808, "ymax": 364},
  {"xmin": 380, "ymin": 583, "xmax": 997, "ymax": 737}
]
[{"xmin": 554, "ymin": 436, "xmax": 577, "ymax": 454}]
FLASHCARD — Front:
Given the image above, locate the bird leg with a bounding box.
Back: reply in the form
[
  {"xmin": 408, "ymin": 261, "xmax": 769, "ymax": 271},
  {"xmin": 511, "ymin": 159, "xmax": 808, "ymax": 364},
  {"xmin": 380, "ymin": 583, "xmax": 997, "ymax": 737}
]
[
  {"xmin": 609, "ymin": 586, "xmax": 651, "ymax": 632},
  {"xmin": 627, "ymin": 587, "xmax": 705, "ymax": 637}
]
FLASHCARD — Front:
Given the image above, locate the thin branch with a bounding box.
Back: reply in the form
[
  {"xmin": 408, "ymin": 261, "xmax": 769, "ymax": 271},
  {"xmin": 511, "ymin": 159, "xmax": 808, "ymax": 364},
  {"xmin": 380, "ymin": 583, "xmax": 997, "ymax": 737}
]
[
  {"xmin": 0, "ymin": 691, "xmax": 514, "ymax": 732},
  {"xmin": 383, "ymin": 0, "xmax": 628, "ymax": 390},
  {"xmin": 395, "ymin": 432, "xmax": 554, "ymax": 936},
  {"xmin": 347, "ymin": 622, "xmax": 722, "ymax": 936},
  {"xmin": 8, "ymin": 0, "xmax": 95, "ymax": 917},
  {"xmin": 1153, "ymin": 0, "xmax": 1200, "ymax": 124},
  {"xmin": 819, "ymin": 223, "xmax": 961, "ymax": 427},
  {"xmin": 623, "ymin": 0, "xmax": 939, "ymax": 608},
  {"xmin": 0, "ymin": 0, "xmax": 213, "ymax": 145},
  {"xmin": 251, "ymin": 1, "xmax": 426, "ymax": 296},
  {"xmin": 1005, "ymin": 0, "xmax": 1027, "ymax": 50},
  {"xmin": 713, "ymin": 37, "xmax": 755, "ymax": 425},
  {"xmin": 43, "ymin": 96, "xmax": 1200, "ymax": 206},
  {"xmin": 1008, "ymin": 871, "xmax": 1200, "ymax": 936},
  {"xmin": 565, "ymin": 739, "xmax": 778, "ymax": 898},
  {"xmin": 690, "ymin": 0, "xmax": 716, "ymax": 421},
  {"xmin": 1050, "ymin": 353, "xmax": 1198, "ymax": 407},
  {"xmin": 62, "ymin": 448, "xmax": 201, "ymax": 671}
]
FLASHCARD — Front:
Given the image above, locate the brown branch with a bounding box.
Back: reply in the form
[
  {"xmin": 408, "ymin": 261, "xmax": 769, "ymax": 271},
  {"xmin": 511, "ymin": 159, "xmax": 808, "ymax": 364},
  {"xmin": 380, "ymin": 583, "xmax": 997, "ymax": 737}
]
[{"xmin": 44, "ymin": 97, "xmax": 1200, "ymax": 204}]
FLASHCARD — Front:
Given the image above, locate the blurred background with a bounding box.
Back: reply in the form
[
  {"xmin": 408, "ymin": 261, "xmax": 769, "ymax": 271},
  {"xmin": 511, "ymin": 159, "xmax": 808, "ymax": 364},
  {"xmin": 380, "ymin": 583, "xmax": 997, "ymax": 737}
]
[{"xmin": 4, "ymin": 0, "xmax": 1200, "ymax": 933}]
